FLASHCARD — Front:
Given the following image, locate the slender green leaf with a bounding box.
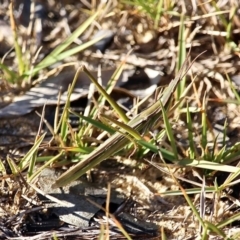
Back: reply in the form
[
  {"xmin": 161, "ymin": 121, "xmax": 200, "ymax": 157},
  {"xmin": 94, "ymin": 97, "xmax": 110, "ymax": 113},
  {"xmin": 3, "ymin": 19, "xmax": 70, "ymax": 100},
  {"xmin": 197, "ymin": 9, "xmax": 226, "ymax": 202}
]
[
  {"xmin": 70, "ymin": 111, "xmax": 115, "ymax": 135},
  {"xmin": 24, "ymin": 13, "xmax": 99, "ymax": 77},
  {"xmin": 159, "ymin": 100, "xmax": 179, "ymax": 160},
  {"xmin": 186, "ymin": 103, "xmax": 195, "ymax": 159},
  {"xmin": 18, "ymin": 133, "xmax": 46, "ymax": 170},
  {"xmin": 83, "ymin": 67, "xmax": 129, "ymax": 123},
  {"xmin": 177, "ymin": 14, "xmax": 186, "ymax": 100}
]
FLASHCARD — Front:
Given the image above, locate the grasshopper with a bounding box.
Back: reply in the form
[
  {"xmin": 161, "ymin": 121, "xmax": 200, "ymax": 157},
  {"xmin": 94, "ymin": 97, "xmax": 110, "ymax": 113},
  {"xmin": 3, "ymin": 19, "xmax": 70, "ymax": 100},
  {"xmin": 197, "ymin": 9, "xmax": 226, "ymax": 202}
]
[{"xmin": 54, "ymin": 53, "xmax": 194, "ymax": 188}]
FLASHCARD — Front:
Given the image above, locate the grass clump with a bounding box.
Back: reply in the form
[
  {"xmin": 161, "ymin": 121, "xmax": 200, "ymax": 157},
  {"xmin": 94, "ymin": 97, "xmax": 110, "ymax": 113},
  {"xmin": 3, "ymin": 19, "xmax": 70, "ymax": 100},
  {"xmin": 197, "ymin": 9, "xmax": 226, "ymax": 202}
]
[{"xmin": 1, "ymin": 0, "xmax": 240, "ymax": 239}]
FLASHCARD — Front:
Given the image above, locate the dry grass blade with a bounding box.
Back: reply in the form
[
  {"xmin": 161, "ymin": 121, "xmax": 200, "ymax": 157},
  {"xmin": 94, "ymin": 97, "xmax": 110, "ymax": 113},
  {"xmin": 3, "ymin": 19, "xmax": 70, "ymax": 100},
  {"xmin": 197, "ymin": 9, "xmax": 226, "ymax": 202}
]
[{"xmin": 53, "ymin": 50, "xmax": 202, "ymax": 188}]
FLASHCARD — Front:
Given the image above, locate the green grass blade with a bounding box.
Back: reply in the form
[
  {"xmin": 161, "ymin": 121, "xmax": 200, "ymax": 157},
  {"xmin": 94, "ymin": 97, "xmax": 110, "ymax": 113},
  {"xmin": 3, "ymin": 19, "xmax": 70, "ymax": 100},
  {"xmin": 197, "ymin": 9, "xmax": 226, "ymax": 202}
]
[
  {"xmin": 18, "ymin": 133, "xmax": 46, "ymax": 170},
  {"xmin": 186, "ymin": 103, "xmax": 195, "ymax": 159},
  {"xmin": 6, "ymin": 156, "xmax": 19, "ymax": 174},
  {"xmin": 28, "ymin": 151, "xmax": 63, "ymax": 183},
  {"xmin": 83, "ymin": 66, "xmax": 129, "ymax": 123},
  {"xmin": 100, "ymin": 114, "xmax": 142, "ymax": 140},
  {"xmin": 204, "ymin": 221, "xmax": 226, "ymax": 238},
  {"xmin": 0, "ymin": 160, "xmax": 6, "ymax": 174},
  {"xmin": 0, "ymin": 63, "xmax": 18, "ymax": 83},
  {"xmin": 28, "ymin": 151, "xmax": 37, "ymax": 179},
  {"xmin": 201, "ymin": 92, "xmax": 207, "ymax": 155},
  {"xmin": 178, "ymin": 159, "xmax": 240, "ymax": 173},
  {"xmin": 24, "ymin": 13, "xmax": 99, "ymax": 77},
  {"xmin": 228, "ymin": 74, "xmax": 240, "ymax": 103},
  {"xmin": 48, "ymin": 12, "xmax": 98, "ymax": 57},
  {"xmin": 70, "ymin": 111, "xmax": 115, "ymax": 135},
  {"xmin": 176, "ymin": 14, "xmax": 186, "ymax": 100},
  {"xmin": 159, "ymin": 100, "xmax": 179, "ymax": 160},
  {"xmin": 154, "ymin": 0, "xmax": 163, "ymax": 29},
  {"xmin": 226, "ymin": 6, "xmax": 237, "ymax": 43},
  {"xmin": 58, "ymin": 67, "xmax": 83, "ymax": 142},
  {"xmin": 217, "ymin": 212, "xmax": 240, "ymax": 229},
  {"xmin": 137, "ymin": 139, "xmax": 176, "ymax": 161},
  {"xmin": 29, "ymin": 37, "xmax": 103, "ymax": 76}
]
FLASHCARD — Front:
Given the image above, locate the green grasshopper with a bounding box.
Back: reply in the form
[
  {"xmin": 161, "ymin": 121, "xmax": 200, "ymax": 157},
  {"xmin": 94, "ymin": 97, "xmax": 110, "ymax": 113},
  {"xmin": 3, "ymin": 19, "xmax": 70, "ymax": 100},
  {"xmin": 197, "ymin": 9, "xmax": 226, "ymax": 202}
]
[{"xmin": 54, "ymin": 53, "xmax": 194, "ymax": 188}]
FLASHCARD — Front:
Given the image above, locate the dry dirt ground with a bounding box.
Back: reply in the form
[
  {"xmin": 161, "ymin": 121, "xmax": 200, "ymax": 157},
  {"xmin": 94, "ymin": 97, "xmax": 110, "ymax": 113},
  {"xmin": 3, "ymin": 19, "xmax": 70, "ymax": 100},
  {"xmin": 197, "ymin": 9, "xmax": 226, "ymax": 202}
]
[{"xmin": 1, "ymin": 0, "xmax": 240, "ymax": 239}]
